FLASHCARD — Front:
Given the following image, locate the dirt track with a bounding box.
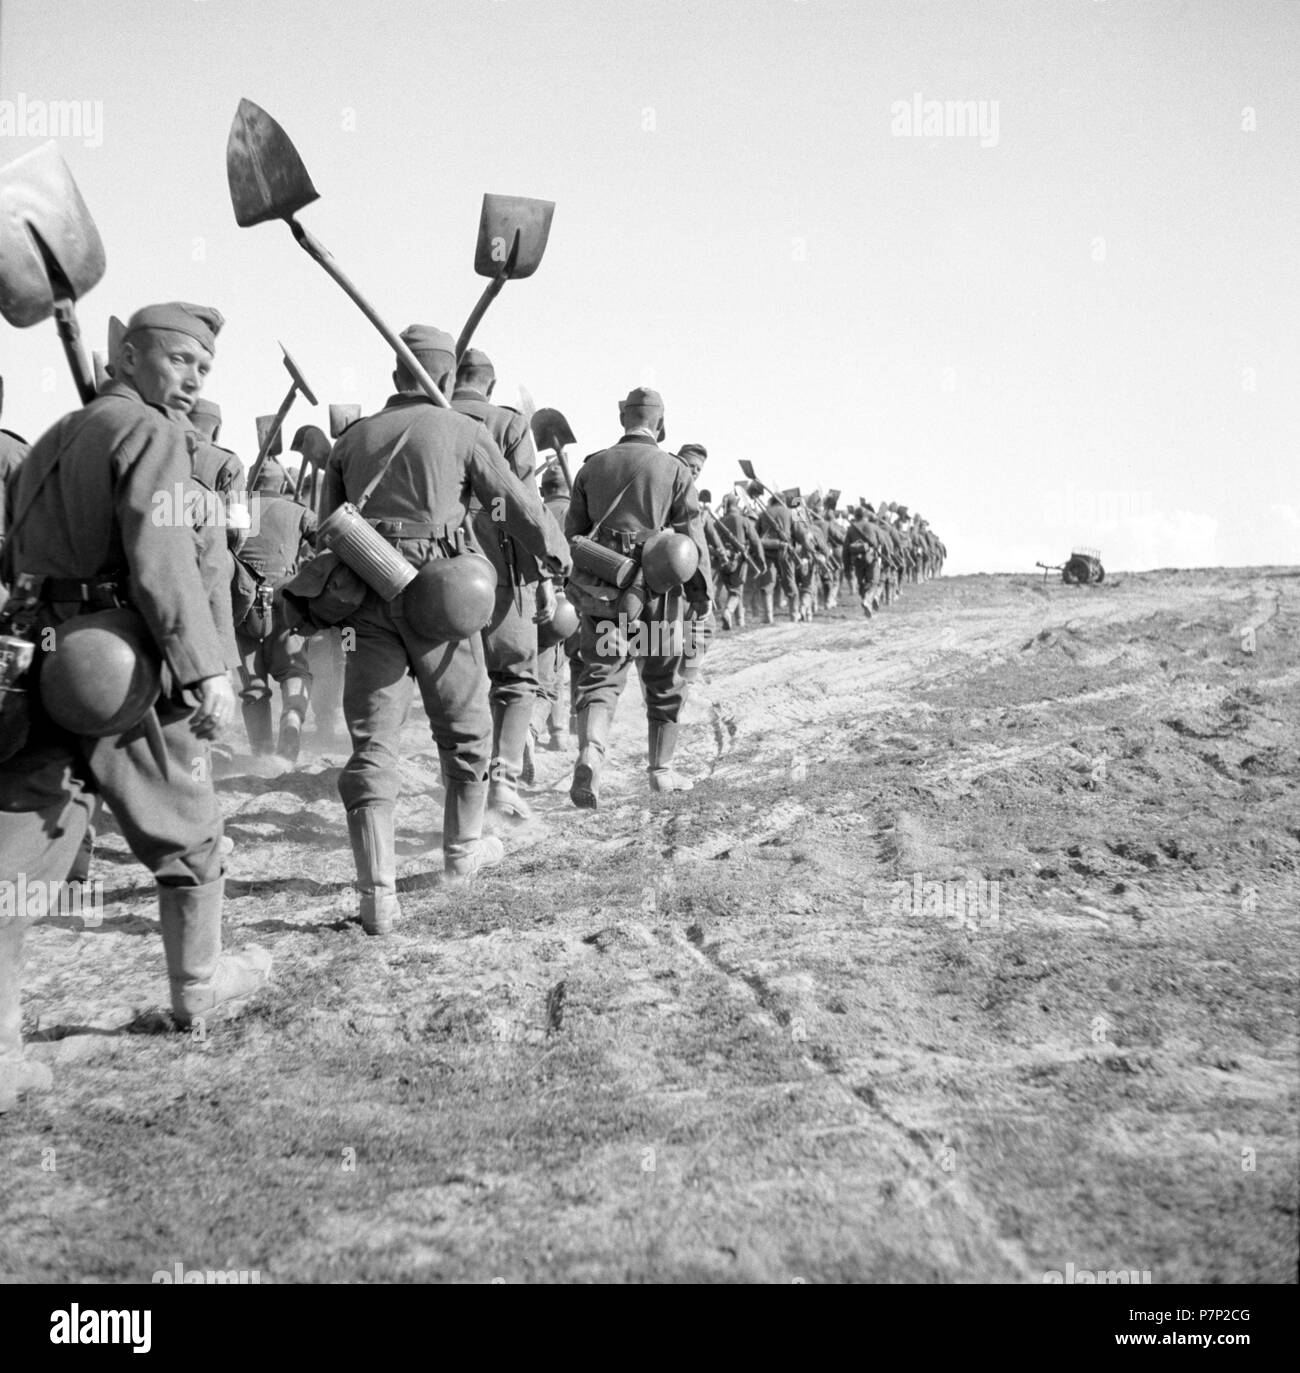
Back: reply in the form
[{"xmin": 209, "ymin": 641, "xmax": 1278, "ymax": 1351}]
[{"xmin": 3, "ymin": 569, "xmax": 1297, "ymax": 1282}]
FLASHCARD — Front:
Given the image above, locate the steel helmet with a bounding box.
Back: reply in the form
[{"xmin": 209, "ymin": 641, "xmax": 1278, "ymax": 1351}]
[
  {"xmin": 641, "ymin": 530, "xmax": 699, "ymax": 594},
  {"xmin": 537, "ymin": 592, "xmax": 579, "ymax": 648},
  {"xmin": 40, "ymin": 608, "xmax": 161, "ymax": 737},
  {"xmin": 402, "ymin": 553, "xmax": 496, "ymax": 641}
]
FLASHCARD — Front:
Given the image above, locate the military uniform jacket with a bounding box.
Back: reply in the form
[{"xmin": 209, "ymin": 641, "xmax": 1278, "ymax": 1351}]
[
  {"xmin": 5, "ymin": 380, "xmax": 226, "ymax": 687},
  {"xmin": 239, "ymin": 496, "xmax": 316, "ymax": 583},
  {"xmin": 565, "ymin": 434, "xmax": 712, "ymax": 603},
  {"xmin": 0, "ymin": 428, "xmax": 30, "ymax": 552},
  {"xmin": 757, "ymin": 501, "xmax": 794, "ymax": 547},
  {"xmin": 721, "ymin": 507, "xmax": 766, "ymax": 569},
  {"xmin": 844, "ymin": 516, "xmax": 882, "ymax": 560},
  {"xmin": 323, "ymin": 393, "xmax": 564, "ymax": 576},
  {"xmin": 451, "ymin": 387, "xmax": 570, "ymax": 585}
]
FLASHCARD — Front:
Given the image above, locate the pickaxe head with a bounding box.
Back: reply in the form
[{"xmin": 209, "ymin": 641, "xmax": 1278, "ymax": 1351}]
[
  {"xmin": 329, "ymin": 403, "xmax": 361, "ymax": 438},
  {"xmin": 530, "ymin": 406, "xmax": 576, "ymax": 454},
  {"xmin": 278, "ymin": 342, "xmax": 317, "ymax": 405},
  {"xmin": 473, "ymin": 194, "xmax": 554, "ymax": 281},
  {"xmin": 256, "ymin": 414, "xmax": 284, "ymax": 458},
  {"xmin": 516, "ymin": 383, "xmax": 537, "ymax": 424},
  {"xmin": 226, "ymin": 98, "xmax": 320, "ymax": 228},
  {"xmin": 0, "ymin": 142, "xmax": 106, "ymax": 327}
]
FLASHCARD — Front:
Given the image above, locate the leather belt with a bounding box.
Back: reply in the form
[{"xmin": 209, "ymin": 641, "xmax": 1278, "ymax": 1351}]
[{"xmin": 36, "ymin": 575, "xmax": 124, "ymax": 607}]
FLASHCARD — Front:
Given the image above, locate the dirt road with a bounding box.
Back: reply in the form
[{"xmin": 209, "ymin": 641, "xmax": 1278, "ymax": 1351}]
[{"xmin": 3, "ymin": 569, "xmax": 1296, "ymax": 1282}]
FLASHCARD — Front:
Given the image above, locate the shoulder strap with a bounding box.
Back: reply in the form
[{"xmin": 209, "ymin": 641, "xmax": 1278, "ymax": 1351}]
[{"xmin": 352, "ymin": 419, "xmax": 420, "ymax": 514}]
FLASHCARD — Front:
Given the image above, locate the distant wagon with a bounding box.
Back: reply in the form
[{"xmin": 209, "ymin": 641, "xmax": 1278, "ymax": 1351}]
[{"xmin": 1036, "ymin": 547, "xmax": 1106, "ymax": 585}]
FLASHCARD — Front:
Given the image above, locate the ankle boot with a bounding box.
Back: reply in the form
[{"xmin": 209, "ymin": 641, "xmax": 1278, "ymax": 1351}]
[
  {"xmin": 444, "ymin": 781, "xmax": 504, "ymax": 879},
  {"xmin": 0, "ymin": 918, "xmax": 53, "ymax": 1112},
  {"xmin": 277, "ymin": 676, "xmax": 310, "ymax": 762},
  {"xmin": 157, "ymin": 880, "xmax": 271, "ymax": 1027},
  {"xmin": 521, "ymin": 727, "xmax": 537, "ymax": 786},
  {"xmin": 488, "ymin": 698, "xmax": 535, "ymax": 820},
  {"xmin": 648, "ymin": 720, "xmax": 693, "ymax": 792},
  {"xmin": 346, "ymin": 804, "xmax": 400, "ymax": 935},
  {"xmin": 570, "ymin": 703, "xmax": 612, "ymax": 809},
  {"xmin": 241, "ymin": 698, "xmax": 273, "ymax": 755}
]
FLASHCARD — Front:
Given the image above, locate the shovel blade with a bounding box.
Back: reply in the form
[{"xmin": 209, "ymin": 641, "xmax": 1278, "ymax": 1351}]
[
  {"xmin": 227, "ymin": 98, "xmax": 320, "ymax": 228},
  {"xmin": 255, "ymin": 413, "xmax": 284, "ymax": 458},
  {"xmin": 278, "ymin": 341, "xmax": 318, "ymax": 405},
  {"xmin": 473, "ymin": 194, "xmax": 554, "ymax": 281},
  {"xmin": 826, "ymin": 488, "xmax": 841, "ymax": 511},
  {"xmin": 0, "ymin": 142, "xmax": 106, "ymax": 327},
  {"xmin": 328, "ymin": 403, "xmax": 361, "ymax": 438},
  {"xmin": 738, "ymin": 459, "xmax": 758, "ymax": 481},
  {"xmin": 289, "ymin": 423, "xmax": 331, "ymax": 466},
  {"xmin": 530, "ymin": 406, "xmax": 576, "ymax": 454}
]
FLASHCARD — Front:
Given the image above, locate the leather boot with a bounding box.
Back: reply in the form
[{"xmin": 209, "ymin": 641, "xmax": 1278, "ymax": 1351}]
[
  {"xmin": 241, "ymin": 698, "xmax": 273, "ymax": 755},
  {"xmin": 733, "ymin": 594, "xmax": 746, "ymax": 629},
  {"xmin": 488, "ymin": 697, "xmax": 535, "ymax": 820},
  {"xmin": 648, "ymin": 720, "xmax": 693, "ymax": 793},
  {"xmin": 346, "ymin": 804, "xmax": 400, "ymax": 935},
  {"xmin": 570, "ymin": 703, "xmax": 612, "ymax": 809},
  {"xmin": 762, "ymin": 590, "xmax": 774, "ymax": 625},
  {"xmin": 444, "ymin": 780, "xmax": 504, "ymax": 879},
  {"xmin": 157, "ymin": 880, "xmax": 271, "ymax": 1027},
  {"xmin": 521, "ymin": 727, "xmax": 537, "ymax": 785},
  {"xmin": 276, "ymin": 676, "xmax": 309, "ymax": 762},
  {"xmin": 65, "ymin": 797, "xmax": 97, "ymax": 885},
  {"xmin": 0, "ymin": 918, "xmax": 53, "ymax": 1112}
]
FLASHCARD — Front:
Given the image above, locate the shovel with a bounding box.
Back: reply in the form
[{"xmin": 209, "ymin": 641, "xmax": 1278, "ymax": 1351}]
[
  {"xmin": 455, "ymin": 193, "xmax": 555, "ymax": 360},
  {"xmin": 246, "ymin": 343, "xmax": 316, "ymax": 491},
  {"xmin": 290, "ymin": 424, "xmax": 331, "ymax": 504},
  {"xmin": 226, "ymin": 98, "xmax": 450, "ymax": 408},
  {"xmin": 0, "ymin": 141, "xmax": 105, "ymax": 404},
  {"xmin": 530, "ymin": 406, "xmax": 576, "ymax": 493},
  {"xmin": 328, "ymin": 403, "xmax": 361, "ymax": 439},
  {"xmin": 738, "ymin": 459, "xmax": 788, "ymax": 508}
]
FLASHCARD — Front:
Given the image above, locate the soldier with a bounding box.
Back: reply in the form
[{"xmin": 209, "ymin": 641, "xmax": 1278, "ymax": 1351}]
[
  {"xmin": 565, "ymin": 388, "xmax": 712, "ymax": 807},
  {"xmin": 843, "ymin": 503, "xmax": 883, "ymax": 616},
  {"xmin": 717, "ymin": 491, "xmax": 765, "ymax": 629},
  {"xmin": 676, "ymin": 445, "xmax": 717, "ymax": 686},
  {"xmin": 754, "ymin": 487, "xmax": 799, "ymax": 623},
  {"xmin": 232, "ymin": 456, "xmax": 316, "ymax": 760},
  {"xmin": 0, "ymin": 301, "xmax": 271, "ymax": 1109},
  {"xmin": 450, "ymin": 348, "xmax": 570, "ymax": 821},
  {"xmin": 531, "ymin": 462, "xmax": 578, "ymax": 760},
  {"xmin": 317, "ymin": 325, "xmax": 564, "ymax": 936}
]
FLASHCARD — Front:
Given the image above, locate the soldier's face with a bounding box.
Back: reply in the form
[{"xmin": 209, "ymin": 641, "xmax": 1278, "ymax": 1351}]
[{"xmin": 121, "ymin": 330, "xmax": 213, "ymax": 415}]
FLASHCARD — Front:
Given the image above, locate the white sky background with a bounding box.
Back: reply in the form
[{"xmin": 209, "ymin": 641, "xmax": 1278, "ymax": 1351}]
[{"xmin": 0, "ymin": 0, "xmax": 1295, "ymax": 575}]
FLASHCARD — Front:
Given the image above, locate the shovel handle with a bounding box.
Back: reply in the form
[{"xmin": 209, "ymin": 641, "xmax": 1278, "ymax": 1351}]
[
  {"xmin": 246, "ymin": 383, "xmax": 298, "ymax": 493},
  {"xmin": 456, "ymin": 231, "xmax": 521, "ymax": 360},
  {"xmin": 289, "ymin": 219, "xmax": 449, "ymax": 408},
  {"xmin": 553, "ymin": 445, "xmax": 574, "ymax": 495},
  {"xmin": 53, "ymin": 299, "xmax": 97, "ymax": 406}
]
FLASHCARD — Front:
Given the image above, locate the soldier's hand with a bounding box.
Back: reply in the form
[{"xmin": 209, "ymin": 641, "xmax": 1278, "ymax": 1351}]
[
  {"xmin": 192, "ymin": 673, "xmax": 237, "ymax": 740},
  {"xmin": 533, "ymin": 578, "xmax": 557, "ymax": 626}
]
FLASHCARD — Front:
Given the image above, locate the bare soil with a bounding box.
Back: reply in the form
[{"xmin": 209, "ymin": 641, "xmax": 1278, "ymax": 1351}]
[{"xmin": 3, "ymin": 568, "xmax": 1296, "ymax": 1283}]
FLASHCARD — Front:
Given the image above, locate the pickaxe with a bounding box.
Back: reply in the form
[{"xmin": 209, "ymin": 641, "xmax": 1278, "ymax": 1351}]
[
  {"xmin": 246, "ymin": 342, "xmax": 316, "ymax": 491},
  {"xmin": 530, "ymin": 406, "xmax": 576, "ymax": 493},
  {"xmin": 456, "ymin": 193, "xmax": 555, "ymax": 360},
  {"xmin": 227, "ymin": 98, "xmax": 451, "ymax": 408},
  {"xmin": 0, "ymin": 141, "xmax": 105, "ymax": 404}
]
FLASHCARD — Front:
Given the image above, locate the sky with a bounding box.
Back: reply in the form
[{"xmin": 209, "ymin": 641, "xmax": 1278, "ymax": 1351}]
[{"xmin": 0, "ymin": 0, "xmax": 1296, "ymax": 574}]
